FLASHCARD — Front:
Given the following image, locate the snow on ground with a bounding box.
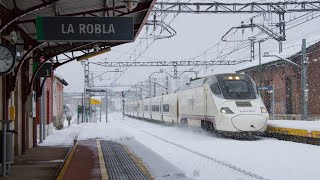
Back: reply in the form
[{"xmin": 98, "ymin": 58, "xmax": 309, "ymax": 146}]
[
  {"xmin": 42, "ymin": 113, "xmax": 320, "ymax": 180},
  {"xmin": 268, "ymin": 120, "xmax": 320, "ymax": 131},
  {"xmin": 39, "ymin": 124, "xmax": 79, "ymax": 146},
  {"xmin": 112, "ymin": 114, "xmax": 320, "ymax": 180}
]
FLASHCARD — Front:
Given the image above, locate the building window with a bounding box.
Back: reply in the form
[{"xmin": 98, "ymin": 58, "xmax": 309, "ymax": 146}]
[
  {"xmin": 144, "ymin": 105, "xmax": 148, "ymax": 111},
  {"xmin": 163, "ymin": 104, "xmax": 170, "ymax": 112}
]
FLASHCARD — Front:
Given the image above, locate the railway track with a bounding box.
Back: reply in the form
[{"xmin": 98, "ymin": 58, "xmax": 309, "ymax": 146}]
[
  {"xmin": 119, "ymin": 121, "xmax": 270, "ymax": 180},
  {"xmin": 125, "ymin": 115, "xmax": 320, "ymax": 146}
]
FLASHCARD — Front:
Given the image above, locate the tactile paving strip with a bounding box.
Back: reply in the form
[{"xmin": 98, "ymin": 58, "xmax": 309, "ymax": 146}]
[{"xmin": 100, "ymin": 141, "xmax": 148, "ymax": 180}]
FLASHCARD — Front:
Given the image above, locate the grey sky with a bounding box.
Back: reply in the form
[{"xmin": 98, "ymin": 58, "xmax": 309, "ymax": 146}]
[{"xmin": 56, "ymin": 0, "xmax": 320, "ymax": 92}]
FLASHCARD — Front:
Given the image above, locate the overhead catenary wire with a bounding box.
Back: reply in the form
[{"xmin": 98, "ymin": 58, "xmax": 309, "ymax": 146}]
[{"xmin": 66, "ymin": 1, "xmax": 320, "ymax": 92}]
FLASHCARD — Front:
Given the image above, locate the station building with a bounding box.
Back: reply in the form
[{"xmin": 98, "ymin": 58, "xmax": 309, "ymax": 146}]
[
  {"xmin": 0, "ymin": 0, "xmax": 155, "ymax": 158},
  {"xmin": 237, "ymin": 40, "xmax": 320, "ymax": 120}
]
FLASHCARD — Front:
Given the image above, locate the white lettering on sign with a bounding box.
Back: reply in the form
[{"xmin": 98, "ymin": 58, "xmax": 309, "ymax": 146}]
[
  {"xmin": 108, "ymin": 24, "xmax": 115, "ymax": 34},
  {"xmin": 87, "ymin": 24, "xmax": 94, "ymax": 34},
  {"xmin": 79, "ymin": 24, "xmax": 86, "ymax": 34},
  {"xmin": 62, "ymin": 24, "xmax": 74, "ymax": 34},
  {"xmin": 61, "ymin": 24, "xmax": 116, "ymax": 34},
  {"xmin": 95, "ymin": 24, "xmax": 101, "ymax": 33}
]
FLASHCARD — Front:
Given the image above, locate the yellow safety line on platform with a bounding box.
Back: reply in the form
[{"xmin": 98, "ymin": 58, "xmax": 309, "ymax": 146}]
[
  {"xmin": 97, "ymin": 140, "xmax": 109, "ymax": 180},
  {"xmin": 311, "ymin": 131, "xmax": 320, "ymax": 138},
  {"xmin": 56, "ymin": 141, "xmax": 78, "ymax": 180},
  {"xmin": 122, "ymin": 144, "xmax": 154, "ymax": 180},
  {"xmin": 268, "ymin": 126, "xmax": 320, "ymax": 139}
]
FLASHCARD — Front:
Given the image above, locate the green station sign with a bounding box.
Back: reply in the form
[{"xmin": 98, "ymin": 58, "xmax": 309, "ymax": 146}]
[
  {"xmin": 36, "ymin": 16, "xmax": 134, "ymax": 42},
  {"xmin": 33, "ymin": 62, "xmax": 52, "ymax": 78}
]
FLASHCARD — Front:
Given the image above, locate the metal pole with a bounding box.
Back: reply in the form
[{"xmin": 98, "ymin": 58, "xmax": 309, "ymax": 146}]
[
  {"xmin": 149, "ymin": 78, "xmax": 152, "ymax": 97},
  {"xmin": 2, "ymin": 121, "xmax": 7, "ymax": 176},
  {"xmin": 173, "ymin": 65, "xmax": 178, "ymax": 92},
  {"xmin": 81, "ymin": 93, "xmax": 84, "ymax": 123},
  {"xmin": 99, "ymin": 98, "xmax": 102, "ymax": 123},
  {"xmin": 39, "ymin": 78, "xmax": 43, "ymax": 143},
  {"xmin": 84, "ymin": 90, "xmax": 87, "ymax": 123},
  {"xmin": 83, "ymin": 90, "xmax": 86, "ymax": 123},
  {"xmin": 43, "ymin": 85, "xmax": 46, "ymax": 140},
  {"xmin": 250, "ymin": 39, "xmax": 255, "ymax": 62},
  {"xmin": 88, "ymin": 95, "xmax": 90, "ymax": 123},
  {"xmin": 173, "ymin": 65, "xmax": 178, "ymax": 79},
  {"xmin": 122, "ymin": 99, "xmax": 125, "ymax": 119},
  {"xmin": 84, "ymin": 59, "xmax": 89, "ymax": 123},
  {"xmin": 301, "ymin": 39, "xmax": 308, "ymax": 120},
  {"xmin": 166, "ymin": 76, "xmax": 169, "ymax": 94},
  {"xmin": 259, "ymin": 41, "xmax": 262, "ymax": 91},
  {"xmin": 77, "ymin": 105, "xmax": 80, "ymax": 125},
  {"xmin": 153, "ymin": 78, "xmax": 156, "ymax": 97},
  {"xmin": 272, "ymin": 85, "xmax": 275, "ymax": 120},
  {"xmin": 105, "ymin": 90, "xmax": 108, "ymax": 123}
]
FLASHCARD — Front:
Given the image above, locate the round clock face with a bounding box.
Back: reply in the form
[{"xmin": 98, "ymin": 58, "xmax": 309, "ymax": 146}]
[{"xmin": 0, "ymin": 44, "xmax": 16, "ymax": 76}]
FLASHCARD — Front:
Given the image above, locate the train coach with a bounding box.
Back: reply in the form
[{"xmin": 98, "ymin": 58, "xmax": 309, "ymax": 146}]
[{"xmin": 124, "ymin": 73, "xmax": 269, "ymax": 136}]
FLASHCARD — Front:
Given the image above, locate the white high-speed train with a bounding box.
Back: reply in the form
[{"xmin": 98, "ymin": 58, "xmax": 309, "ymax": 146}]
[{"xmin": 124, "ymin": 73, "xmax": 268, "ymax": 135}]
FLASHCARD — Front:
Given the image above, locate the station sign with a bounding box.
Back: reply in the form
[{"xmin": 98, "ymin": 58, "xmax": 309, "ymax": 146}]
[
  {"xmin": 36, "ymin": 17, "xmax": 134, "ymax": 42},
  {"xmin": 258, "ymin": 86, "xmax": 273, "ymax": 90},
  {"xmin": 33, "ymin": 62, "xmax": 52, "ymax": 78},
  {"xmin": 86, "ymin": 88, "xmax": 106, "ymax": 92}
]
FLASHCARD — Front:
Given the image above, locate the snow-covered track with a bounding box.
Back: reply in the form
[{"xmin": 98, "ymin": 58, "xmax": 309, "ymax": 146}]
[{"xmin": 120, "ymin": 121, "xmax": 269, "ymax": 180}]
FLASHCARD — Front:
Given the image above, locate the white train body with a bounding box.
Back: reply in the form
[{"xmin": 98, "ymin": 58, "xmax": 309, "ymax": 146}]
[{"xmin": 125, "ymin": 73, "xmax": 268, "ymax": 135}]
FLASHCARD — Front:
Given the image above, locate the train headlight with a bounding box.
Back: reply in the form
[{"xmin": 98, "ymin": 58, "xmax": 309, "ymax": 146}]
[
  {"xmin": 260, "ymin": 107, "xmax": 268, "ymax": 113},
  {"xmin": 220, "ymin": 107, "xmax": 234, "ymax": 114}
]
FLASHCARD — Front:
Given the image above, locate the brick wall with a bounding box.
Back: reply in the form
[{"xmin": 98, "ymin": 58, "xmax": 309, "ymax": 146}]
[{"xmin": 245, "ymin": 43, "xmax": 320, "ymax": 117}]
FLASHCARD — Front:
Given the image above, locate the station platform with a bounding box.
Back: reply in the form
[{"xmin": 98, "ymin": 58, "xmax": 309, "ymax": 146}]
[
  {"xmin": 0, "ymin": 146, "xmax": 70, "ymax": 180},
  {"xmin": 56, "ymin": 139, "xmax": 153, "ymax": 180},
  {"xmin": 267, "ymin": 120, "xmax": 320, "ymax": 144},
  {"xmin": 55, "ymin": 139, "xmax": 191, "ymax": 180}
]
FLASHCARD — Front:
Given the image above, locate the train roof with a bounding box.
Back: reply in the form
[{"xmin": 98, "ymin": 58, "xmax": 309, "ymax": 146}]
[
  {"xmin": 177, "ymin": 75, "xmax": 212, "ymax": 91},
  {"xmin": 177, "ymin": 73, "xmax": 248, "ymax": 91}
]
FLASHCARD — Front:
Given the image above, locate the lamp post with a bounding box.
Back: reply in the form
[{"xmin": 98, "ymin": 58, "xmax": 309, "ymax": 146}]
[
  {"xmin": 301, "ymin": 39, "xmax": 308, "ymax": 120},
  {"xmin": 257, "ymin": 39, "xmax": 267, "ymax": 91},
  {"xmin": 105, "ymin": 89, "xmax": 108, "ymax": 123},
  {"xmin": 263, "ymin": 52, "xmax": 301, "ymax": 68}
]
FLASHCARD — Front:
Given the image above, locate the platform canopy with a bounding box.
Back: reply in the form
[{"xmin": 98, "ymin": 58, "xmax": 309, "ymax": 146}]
[{"xmin": 0, "ymin": 0, "xmax": 156, "ymax": 60}]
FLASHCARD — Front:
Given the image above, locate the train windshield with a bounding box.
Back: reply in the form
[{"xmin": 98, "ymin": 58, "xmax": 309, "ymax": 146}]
[{"xmin": 216, "ymin": 75, "xmax": 257, "ymax": 99}]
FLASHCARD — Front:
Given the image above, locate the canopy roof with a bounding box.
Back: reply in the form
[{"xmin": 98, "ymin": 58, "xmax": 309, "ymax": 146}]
[{"xmin": 0, "ymin": 0, "xmax": 156, "ymax": 59}]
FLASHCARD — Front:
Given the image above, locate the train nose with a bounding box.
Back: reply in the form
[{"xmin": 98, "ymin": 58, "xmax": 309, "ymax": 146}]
[{"xmin": 231, "ymin": 115, "xmax": 267, "ymax": 131}]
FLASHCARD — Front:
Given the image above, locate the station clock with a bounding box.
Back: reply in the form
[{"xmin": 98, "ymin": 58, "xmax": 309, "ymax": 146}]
[{"xmin": 0, "ymin": 44, "xmax": 16, "ymax": 76}]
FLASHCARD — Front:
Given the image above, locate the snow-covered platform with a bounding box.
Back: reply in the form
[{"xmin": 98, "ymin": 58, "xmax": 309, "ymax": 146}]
[
  {"xmin": 42, "ymin": 113, "xmax": 320, "ymax": 180},
  {"xmin": 55, "ymin": 139, "xmax": 191, "ymax": 180},
  {"xmin": 267, "ymin": 120, "xmax": 320, "ymax": 138}
]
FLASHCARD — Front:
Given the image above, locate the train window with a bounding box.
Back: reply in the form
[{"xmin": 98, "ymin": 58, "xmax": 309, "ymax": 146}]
[
  {"xmin": 217, "ymin": 74, "xmax": 257, "ymax": 99},
  {"xmin": 210, "ymin": 83, "xmax": 221, "ymax": 95},
  {"xmin": 144, "ymin": 105, "xmax": 148, "ymax": 111},
  {"xmin": 163, "ymin": 104, "xmax": 170, "ymax": 112},
  {"xmin": 222, "ymin": 80, "xmax": 256, "ymax": 99},
  {"xmin": 225, "ymin": 81, "xmax": 249, "ymax": 93},
  {"xmin": 152, "ymin": 105, "xmax": 160, "ymax": 112}
]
